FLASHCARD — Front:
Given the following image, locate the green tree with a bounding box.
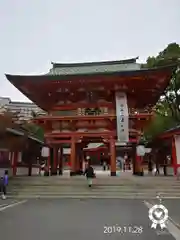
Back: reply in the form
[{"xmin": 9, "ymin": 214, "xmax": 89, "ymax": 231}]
[
  {"xmin": 144, "ymin": 114, "xmax": 176, "ymax": 141},
  {"xmin": 0, "ymin": 108, "xmax": 44, "ymax": 141},
  {"xmin": 145, "ymin": 42, "xmax": 180, "ymax": 121},
  {"xmin": 22, "ymin": 122, "xmax": 44, "ymax": 141},
  {"xmin": 143, "ymin": 43, "xmax": 180, "ymax": 140},
  {"xmin": 22, "ymin": 110, "xmax": 44, "ymax": 141}
]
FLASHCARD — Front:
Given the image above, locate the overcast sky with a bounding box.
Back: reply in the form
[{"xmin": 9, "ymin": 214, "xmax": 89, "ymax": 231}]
[{"xmin": 0, "ymin": 0, "xmax": 179, "ymax": 102}]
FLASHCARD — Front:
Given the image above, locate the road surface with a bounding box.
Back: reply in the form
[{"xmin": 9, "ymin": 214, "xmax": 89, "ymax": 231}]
[{"xmin": 0, "ymin": 199, "xmax": 178, "ymax": 239}]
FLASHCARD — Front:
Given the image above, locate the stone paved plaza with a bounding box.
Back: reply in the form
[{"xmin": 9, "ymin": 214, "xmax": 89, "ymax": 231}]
[{"xmin": 0, "ymin": 198, "xmax": 179, "ymax": 239}]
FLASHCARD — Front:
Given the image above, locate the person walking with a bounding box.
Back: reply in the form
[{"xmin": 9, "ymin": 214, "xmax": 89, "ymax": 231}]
[
  {"xmin": 148, "ymin": 159, "xmax": 153, "ymax": 175},
  {"xmin": 102, "ymin": 161, "xmax": 106, "ymax": 171},
  {"xmin": 0, "ymin": 170, "xmax": 8, "ymax": 199},
  {"xmin": 123, "ymin": 154, "xmax": 128, "ymax": 172},
  {"xmin": 155, "ymin": 161, "xmax": 160, "ymax": 176},
  {"xmin": 116, "ymin": 156, "xmax": 123, "ymax": 170},
  {"xmin": 84, "ymin": 164, "xmax": 95, "ymax": 187},
  {"xmin": 83, "ymin": 157, "xmax": 89, "ymax": 174},
  {"xmin": 123, "ymin": 158, "xmax": 126, "ymax": 172}
]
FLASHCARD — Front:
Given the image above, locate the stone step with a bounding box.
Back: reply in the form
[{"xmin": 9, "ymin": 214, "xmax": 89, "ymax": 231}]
[
  {"xmin": 8, "ymin": 187, "xmax": 180, "ymax": 192},
  {"xmin": 9, "ymin": 179, "xmax": 180, "ymax": 187},
  {"xmin": 9, "ymin": 191, "xmax": 180, "ymax": 196},
  {"xmin": 9, "ymin": 185, "xmax": 180, "ymax": 190},
  {"xmin": 10, "ymin": 189, "xmax": 180, "ymax": 195},
  {"xmin": 10, "ymin": 176, "xmax": 179, "ymax": 182},
  {"xmin": 8, "ymin": 187, "xmax": 180, "ymax": 195},
  {"xmin": 8, "ymin": 195, "xmax": 179, "ymax": 199},
  {"xmin": 9, "ymin": 177, "xmax": 180, "ymax": 180},
  {"xmin": 10, "ymin": 177, "xmax": 180, "ymax": 181},
  {"xmin": 7, "ymin": 193, "xmax": 180, "ymax": 199},
  {"xmin": 9, "ymin": 183, "xmax": 180, "ymax": 187},
  {"xmin": 9, "ymin": 194, "xmax": 180, "ymax": 198}
]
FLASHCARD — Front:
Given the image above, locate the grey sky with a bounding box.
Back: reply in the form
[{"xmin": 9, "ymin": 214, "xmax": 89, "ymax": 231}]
[{"xmin": 0, "ymin": 0, "xmax": 179, "ymax": 102}]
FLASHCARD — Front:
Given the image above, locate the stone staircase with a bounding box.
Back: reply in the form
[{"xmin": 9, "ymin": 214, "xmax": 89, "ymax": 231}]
[{"xmin": 7, "ymin": 174, "xmax": 180, "ymax": 199}]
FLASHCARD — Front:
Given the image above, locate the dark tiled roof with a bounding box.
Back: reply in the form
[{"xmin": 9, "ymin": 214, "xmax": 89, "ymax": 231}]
[
  {"xmin": 9, "ymin": 101, "xmax": 34, "ymax": 105},
  {"xmin": 163, "ymin": 125, "xmax": 180, "ymax": 134},
  {"xmin": 6, "ymin": 64, "xmax": 176, "ymax": 82},
  {"xmin": 51, "ymin": 57, "xmax": 138, "ymax": 67},
  {"xmin": 47, "ymin": 57, "xmax": 141, "ymax": 76}
]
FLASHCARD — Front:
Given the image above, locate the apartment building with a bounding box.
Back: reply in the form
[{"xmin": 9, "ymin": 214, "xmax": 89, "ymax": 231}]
[{"xmin": 0, "ymin": 97, "xmax": 46, "ymax": 120}]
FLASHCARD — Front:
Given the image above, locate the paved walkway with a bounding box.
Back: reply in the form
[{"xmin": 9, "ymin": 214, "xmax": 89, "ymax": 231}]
[
  {"xmin": 152, "ymin": 198, "xmax": 180, "ymax": 228},
  {"xmin": 0, "ymin": 199, "xmax": 177, "ymax": 239}
]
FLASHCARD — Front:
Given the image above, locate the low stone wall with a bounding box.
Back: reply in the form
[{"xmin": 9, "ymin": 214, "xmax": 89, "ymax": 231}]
[
  {"xmin": 0, "ymin": 167, "xmax": 12, "ymax": 177},
  {"xmin": 16, "ymin": 167, "xmax": 39, "ymax": 176},
  {"xmin": 0, "ymin": 166, "xmax": 40, "ymax": 176}
]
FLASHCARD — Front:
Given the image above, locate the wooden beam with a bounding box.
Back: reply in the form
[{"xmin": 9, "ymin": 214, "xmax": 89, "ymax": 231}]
[
  {"xmin": 52, "ymin": 102, "xmax": 114, "ymax": 110},
  {"xmin": 34, "ymin": 113, "xmax": 152, "ymax": 122},
  {"xmin": 47, "ymin": 140, "xmax": 72, "ymax": 144},
  {"xmin": 45, "ymin": 131, "xmax": 115, "ymax": 138}
]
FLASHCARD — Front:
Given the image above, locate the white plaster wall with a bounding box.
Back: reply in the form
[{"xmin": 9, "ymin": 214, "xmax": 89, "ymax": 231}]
[
  {"xmin": 175, "ymin": 136, "xmax": 180, "ymax": 164},
  {"xmin": 0, "ymin": 167, "xmax": 39, "ymax": 177},
  {"xmin": 16, "ymin": 167, "xmax": 39, "ymax": 176},
  {"xmin": 17, "ymin": 152, "xmax": 22, "ymax": 162},
  {"xmin": 16, "ymin": 167, "xmax": 28, "ymax": 176},
  {"xmin": 167, "ymin": 167, "xmax": 174, "ymax": 176},
  {"xmin": 32, "ymin": 167, "xmax": 39, "ymax": 175}
]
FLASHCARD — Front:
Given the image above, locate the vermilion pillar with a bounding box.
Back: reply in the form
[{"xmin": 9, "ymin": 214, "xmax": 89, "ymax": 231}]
[
  {"xmin": 53, "ymin": 147, "xmax": 58, "ymax": 175},
  {"xmin": 79, "ymin": 147, "xmax": 83, "ymax": 175},
  {"xmin": 12, "ymin": 151, "xmax": 18, "ymax": 176},
  {"xmin": 132, "ymin": 143, "xmax": 138, "ymax": 175},
  {"xmin": 9, "ymin": 151, "xmax": 13, "ymax": 166},
  {"xmin": 109, "ymin": 138, "xmax": 116, "ymax": 176},
  {"xmin": 46, "ymin": 148, "xmax": 51, "ymax": 176},
  {"xmin": 59, "ymin": 147, "xmax": 63, "ymax": 175},
  {"xmin": 75, "ymin": 144, "xmax": 83, "ymax": 175},
  {"xmin": 172, "ymin": 136, "xmax": 177, "ymax": 175},
  {"xmin": 76, "ymin": 151, "xmax": 80, "ymax": 174},
  {"xmin": 135, "ymin": 155, "xmax": 143, "ymax": 175},
  {"xmin": 70, "ymin": 138, "xmax": 76, "ymax": 176}
]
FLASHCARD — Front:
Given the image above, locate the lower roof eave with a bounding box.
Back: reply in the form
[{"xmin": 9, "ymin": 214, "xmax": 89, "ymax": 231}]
[
  {"xmin": 6, "ymin": 127, "xmax": 44, "ymax": 145},
  {"xmin": 5, "ymin": 63, "xmax": 176, "ymax": 80}
]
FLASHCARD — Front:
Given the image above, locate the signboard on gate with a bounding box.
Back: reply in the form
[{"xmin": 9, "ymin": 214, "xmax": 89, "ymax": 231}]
[{"xmin": 115, "ymin": 92, "xmax": 129, "ymax": 142}]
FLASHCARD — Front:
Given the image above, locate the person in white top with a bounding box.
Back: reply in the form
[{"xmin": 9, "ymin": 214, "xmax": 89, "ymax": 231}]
[
  {"xmin": 83, "ymin": 156, "xmax": 90, "ymax": 173},
  {"xmin": 116, "ymin": 156, "xmax": 124, "ymax": 171},
  {"xmin": 123, "ymin": 154, "xmax": 128, "ymax": 172}
]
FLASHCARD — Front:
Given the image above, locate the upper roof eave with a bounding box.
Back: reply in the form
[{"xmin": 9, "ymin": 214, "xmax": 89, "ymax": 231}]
[
  {"xmin": 5, "ymin": 64, "xmax": 176, "ymax": 81},
  {"xmin": 51, "ymin": 57, "xmax": 139, "ymax": 68}
]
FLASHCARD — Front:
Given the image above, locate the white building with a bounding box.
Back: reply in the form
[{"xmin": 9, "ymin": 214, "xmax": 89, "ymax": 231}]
[{"xmin": 0, "ymin": 97, "xmax": 46, "ymax": 120}]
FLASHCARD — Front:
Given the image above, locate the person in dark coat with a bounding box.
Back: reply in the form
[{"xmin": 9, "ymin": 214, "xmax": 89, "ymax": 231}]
[
  {"xmin": 148, "ymin": 159, "xmax": 153, "ymax": 175},
  {"xmin": 155, "ymin": 161, "xmax": 160, "ymax": 176},
  {"xmin": 84, "ymin": 164, "xmax": 95, "ymax": 187},
  {"xmin": 0, "ymin": 170, "xmax": 9, "ymax": 199}
]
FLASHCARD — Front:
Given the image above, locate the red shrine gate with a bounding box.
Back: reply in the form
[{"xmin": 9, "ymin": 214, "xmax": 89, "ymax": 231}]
[{"xmin": 6, "ymin": 58, "xmax": 174, "ymax": 176}]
